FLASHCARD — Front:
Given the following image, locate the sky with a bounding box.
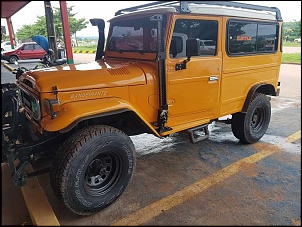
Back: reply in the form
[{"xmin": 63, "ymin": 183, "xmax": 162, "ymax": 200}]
[{"xmin": 1, "ymin": 1, "xmax": 301, "ymax": 38}]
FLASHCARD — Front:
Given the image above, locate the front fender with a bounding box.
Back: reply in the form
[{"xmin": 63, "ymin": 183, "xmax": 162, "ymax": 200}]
[{"xmin": 40, "ymin": 97, "xmax": 160, "ymax": 136}]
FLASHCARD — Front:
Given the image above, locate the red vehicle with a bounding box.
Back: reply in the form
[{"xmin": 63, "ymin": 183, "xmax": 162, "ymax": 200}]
[{"xmin": 1, "ymin": 42, "xmax": 47, "ymax": 64}]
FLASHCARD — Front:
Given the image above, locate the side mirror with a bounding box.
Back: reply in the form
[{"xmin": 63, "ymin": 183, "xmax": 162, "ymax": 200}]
[
  {"xmin": 186, "ymin": 38, "xmax": 201, "ymax": 58},
  {"xmin": 175, "ymin": 38, "xmax": 201, "ymax": 71}
]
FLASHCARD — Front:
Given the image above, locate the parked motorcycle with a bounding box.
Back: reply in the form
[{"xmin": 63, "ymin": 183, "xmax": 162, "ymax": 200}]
[
  {"xmin": 10, "ymin": 49, "xmax": 67, "ymax": 79},
  {"xmin": 11, "ymin": 60, "xmax": 28, "ymax": 79},
  {"xmin": 33, "ymin": 49, "xmax": 67, "ymax": 69},
  {"xmin": 32, "ymin": 35, "xmax": 67, "ymax": 69}
]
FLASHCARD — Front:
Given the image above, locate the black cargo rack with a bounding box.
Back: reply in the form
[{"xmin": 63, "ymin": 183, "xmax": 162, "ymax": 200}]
[{"xmin": 114, "ymin": 1, "xmax": 282, "ymax": 21}]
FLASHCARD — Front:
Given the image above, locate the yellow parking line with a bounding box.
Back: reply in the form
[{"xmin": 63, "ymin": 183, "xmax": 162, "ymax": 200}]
[
  {"xmin": 21, "ymin": 164, "xmax": 60, "ymax": 226},
  {"xmin": 286, "ymin": 130, "xmax": 301, "ymax": 143},
  {"xmin": 1, "ymin": 61, "xmax": 15, "ymax": 72},
  {"xmin": 111, "ymin": 131, "xmax": 300, "ymax": 226}
]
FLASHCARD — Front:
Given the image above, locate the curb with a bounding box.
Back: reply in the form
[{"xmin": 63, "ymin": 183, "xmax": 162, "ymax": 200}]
[
  {"xmin": 281, "ymin": 62, "xmax": 301, "ymax": 65},
  {"xmin": 1, "ymin": 61, "xmax": 14, "ymax": 71},
  {"xmin": 73, "ymin": 50, "xmax": 96, "ymax": 54}
]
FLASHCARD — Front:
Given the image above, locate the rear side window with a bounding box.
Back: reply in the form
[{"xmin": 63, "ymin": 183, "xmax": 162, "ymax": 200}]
[
  {"xmin": 228, "ymin": 20, "xmax": 279, "ymax": 55},
  {"xmin": 23, "ymin": 44, "xmax": 34, "ymax": 50},
  {"xmin": 34, "ymin": 44, "xmax": 43, "ymax": 50}
]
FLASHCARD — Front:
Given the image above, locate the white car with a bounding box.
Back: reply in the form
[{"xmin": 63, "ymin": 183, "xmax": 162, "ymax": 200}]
[
  {"xmin": 294, "ymin": 37, "xmax": 301, "ymax": 43},
  {"xmin": 1, "ymin": 41, "xmax": 13, "ymax": 52}
]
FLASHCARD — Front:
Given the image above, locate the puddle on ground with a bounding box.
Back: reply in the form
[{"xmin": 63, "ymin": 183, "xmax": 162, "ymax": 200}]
[
  {"xmin": 130, "ymin": 133, "xmax": 186, "ymax": 155},
  {"xmin": 271, "ymin": 97, "xmax": 301, "ymax": 114},
  {"xmin": 131, "ymin": 97, "xmax": 300, "ymax": 156}
]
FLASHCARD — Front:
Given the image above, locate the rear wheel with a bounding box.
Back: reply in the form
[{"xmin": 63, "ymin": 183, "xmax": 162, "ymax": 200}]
[
  {"xmin": 232, "ymin": 93, "xmax": 271, "ymax": 144},
  {"xmin": 50, "ymin": 125, "xmax": 136, "ymax": 216}
]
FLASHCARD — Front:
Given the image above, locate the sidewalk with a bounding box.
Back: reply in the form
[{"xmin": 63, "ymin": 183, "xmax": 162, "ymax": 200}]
[{"xmin": 1, "ymin": 163, "xmax": 32, "ymax": 225}]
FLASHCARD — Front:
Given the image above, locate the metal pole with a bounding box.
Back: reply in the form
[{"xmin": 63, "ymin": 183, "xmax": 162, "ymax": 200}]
[
  {"xmin": 44, "ymin": 1, "xmax": 58, "ymax": 61},
  {"xmin": 6, "ymin": 18, "xmax": 16, "ymax": 49},
  {"xmin": 59, "ymin": 1, "xmax": 74, "ymax": 64}
]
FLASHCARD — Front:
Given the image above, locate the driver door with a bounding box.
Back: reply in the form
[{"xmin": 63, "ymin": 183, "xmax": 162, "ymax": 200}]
[{"xmin": 166, "ymin": 17, "xmax": 222, "ymax": 126}]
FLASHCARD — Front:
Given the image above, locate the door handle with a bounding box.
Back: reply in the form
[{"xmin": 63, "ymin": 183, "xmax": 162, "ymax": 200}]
[{"xmin": 208, "ymin": 76, "xmax": 218, "ymax": 82}]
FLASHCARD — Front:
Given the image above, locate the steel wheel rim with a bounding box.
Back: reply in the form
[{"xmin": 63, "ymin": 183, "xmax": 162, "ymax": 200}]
[
  {"xmin": 84, "ymin": 152, "xmax": 122, "ymax": 196},
  {"xmin": 251, "ymin": 106, "xmax": 265, "ymax": 132},
  {"xmin": 10, "ymin": 56, "xmax": 17, "ymax": 63}
]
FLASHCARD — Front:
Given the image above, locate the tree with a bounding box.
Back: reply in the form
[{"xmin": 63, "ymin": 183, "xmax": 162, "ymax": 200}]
[
  {"xmin": 69, "ymin": 17, "xmax": 89, "ymax": 46},
  {"xmin": 16, "ymin": 4, "xmax": 89, "ymax": 45},
  {"xmin": 283, "ymin": 20, "xmax": 301, "ymax": 41}
]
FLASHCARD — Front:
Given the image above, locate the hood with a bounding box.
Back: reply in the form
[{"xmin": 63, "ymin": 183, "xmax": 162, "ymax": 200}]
[{"xmin": 19, "ymin": 61, "xmax": 151, "ymax": 93}]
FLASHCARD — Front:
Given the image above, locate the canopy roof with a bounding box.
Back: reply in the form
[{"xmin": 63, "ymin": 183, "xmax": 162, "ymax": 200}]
[{"xmin": 1, "ymin": 1, "xmax": 30, "ymax": 19}]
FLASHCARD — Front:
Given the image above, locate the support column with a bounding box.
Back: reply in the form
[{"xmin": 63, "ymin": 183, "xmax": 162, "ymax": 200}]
[
  {"xmin": 6, "ymin": 18, "xmax": 16, "ymax": 49},
  {"xmin": 44, "ymin": 1, "xmax": 58, "ymax": 61},
  {"xmin": 59, "ymin": 1, "xmax": 74, "ymax": 64}
]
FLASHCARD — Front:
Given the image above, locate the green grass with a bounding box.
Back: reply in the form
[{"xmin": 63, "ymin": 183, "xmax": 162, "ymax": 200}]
[
  {"xmin": 72, "ymin": 45, "xmax": 97, "ymax": 51},
  {"xmin": 282, "ymin": 53, "xmax": 301, "ymax": 64},
  {"xmin": 283, "ymin": 42, "xmax": 301, "ymax": 47}
]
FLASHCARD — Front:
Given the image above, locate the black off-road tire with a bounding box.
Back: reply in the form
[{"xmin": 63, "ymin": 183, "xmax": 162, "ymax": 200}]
[
  {"xmin": 50, "ymin": 125, "xmax": 136, "ymax": 216},
  {"xmin": 231, "ymin": 93, "xmax": 271, "ymax": 144}
]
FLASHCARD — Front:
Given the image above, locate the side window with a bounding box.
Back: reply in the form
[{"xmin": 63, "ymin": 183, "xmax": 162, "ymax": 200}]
[
  {"xmin": 256, "ymin": 24, "xmax": 278, "ymax": 52},
  {"xmin": 23, "ymin": 44, "xmax": 33, "ymax": 50},
  {"xmin": 170, "ymin": 19, "xmax": 218, "ymax": 58},
  {"xmin": 228, "ymin": 20, "xmax": 279, "ymax": 55},
  {"xmin": 228, "ymin": 22, "xmax": 257, "ymax": 54},
  {"xmin": 34, "ymin": 44, "xmax": 43, "ymax": 50}
]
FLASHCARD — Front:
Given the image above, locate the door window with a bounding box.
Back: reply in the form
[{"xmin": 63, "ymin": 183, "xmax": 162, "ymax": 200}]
[{"xmin": 170, "ymin": 19, "xmax": 218, "ymax": 58}]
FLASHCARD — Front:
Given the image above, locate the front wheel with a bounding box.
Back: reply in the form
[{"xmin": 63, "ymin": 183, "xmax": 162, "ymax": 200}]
[
  {"xmin": 50, "ymin": 125, "xmax": 136, "ymax": 216},
  {"xmin": 231, "ymin": 93, "xmax": 271, "ymax": 144},
  {"xmin": 8, "ymin": 55, "xmax": 18, "ymax": 64}
]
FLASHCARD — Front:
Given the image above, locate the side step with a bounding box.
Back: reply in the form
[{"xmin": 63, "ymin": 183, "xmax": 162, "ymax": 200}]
[{"xmin": 188, "ymin": 124, "xmax": 209, "ymax": 144}]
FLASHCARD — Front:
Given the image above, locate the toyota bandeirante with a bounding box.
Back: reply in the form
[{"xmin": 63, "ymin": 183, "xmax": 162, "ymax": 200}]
[{"xmin": 2, "ymin": 1, "xmax": 282, "ymax": 215}]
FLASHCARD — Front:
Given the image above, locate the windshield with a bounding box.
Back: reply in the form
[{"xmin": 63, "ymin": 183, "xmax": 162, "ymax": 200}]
[{"xmin": 107, "ymin": 16, "xmax": 159, "ymax": 53}]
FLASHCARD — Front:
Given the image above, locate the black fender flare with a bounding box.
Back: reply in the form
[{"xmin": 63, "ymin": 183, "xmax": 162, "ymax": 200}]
[{"xmin": 242, "ymin": 83, "xmax": 276, "ymax": 113}]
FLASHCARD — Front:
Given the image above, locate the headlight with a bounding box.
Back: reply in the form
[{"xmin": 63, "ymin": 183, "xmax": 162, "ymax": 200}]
[{"xmin": 31, "ymin": 99, "xmax": 41, "ymax": 121}]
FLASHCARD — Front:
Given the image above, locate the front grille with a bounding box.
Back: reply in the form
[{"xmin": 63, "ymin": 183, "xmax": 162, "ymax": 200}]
[
  {"xmin": 18, "ymin": 87, "xmax": 41, "ymax": 122},
  {"xmin": 22, "ymin": 79, "xmax": 34, "ymax": 89}
]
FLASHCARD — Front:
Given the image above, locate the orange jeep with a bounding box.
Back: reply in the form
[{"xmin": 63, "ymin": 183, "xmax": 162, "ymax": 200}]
[{"xmin": 2, "ymin": 1, "xmax": 282, "ymax": 216}]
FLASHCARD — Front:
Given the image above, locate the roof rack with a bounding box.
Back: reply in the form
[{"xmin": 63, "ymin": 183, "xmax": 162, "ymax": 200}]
[{"xmin": 114, "ymin": 1, "xmax": 282, "ymax": 21}]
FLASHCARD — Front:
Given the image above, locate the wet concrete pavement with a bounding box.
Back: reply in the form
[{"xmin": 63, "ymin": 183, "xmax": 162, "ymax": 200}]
[{"xmin": 32, "ymin": 96, "xmax": 300, "ymax": 225}]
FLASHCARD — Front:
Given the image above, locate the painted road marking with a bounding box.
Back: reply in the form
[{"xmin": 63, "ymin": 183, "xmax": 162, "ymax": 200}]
[
  {"xmin": 73, "ymin": 50, "xmax": 96, "ymax": 54},
  {"xmin": 21, "ymin": 164, "xmax": 60, "ymax": 226},
  {"xmin": 286, "ymin": 130, "xmax": 301, "ymax": 143},
  {"xmin": 1, "ymin": 61, "xmax": 15, "ymax": 72},
  {"xmin": 111, "ymin": 131, "xmax": 301, "ymax": 226}
]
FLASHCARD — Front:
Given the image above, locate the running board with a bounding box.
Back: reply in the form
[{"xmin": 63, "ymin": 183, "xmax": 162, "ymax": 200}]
[{"xmin": 188, "ymin": 124, "xmax": 209, "ymax": 144}]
